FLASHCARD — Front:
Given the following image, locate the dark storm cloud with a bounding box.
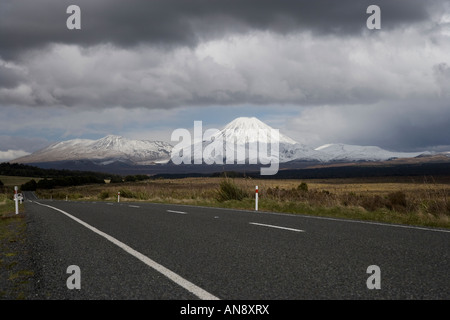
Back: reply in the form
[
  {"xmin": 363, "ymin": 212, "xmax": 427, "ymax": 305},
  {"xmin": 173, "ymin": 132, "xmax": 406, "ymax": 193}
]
[
  {"xmin": 1, "ymin": 0, "xmax": 449, "ymax": 154},
  {"xmin": 0, "ymin": 0, "xmax": 441, "ymax": 60}
]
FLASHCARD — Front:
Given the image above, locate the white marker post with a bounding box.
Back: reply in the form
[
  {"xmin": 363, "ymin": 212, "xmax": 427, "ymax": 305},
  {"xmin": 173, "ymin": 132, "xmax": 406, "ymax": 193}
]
[
  {"xmin": 255, "ymin": 186, "xmax": 258, "ymax": 211},
  {"xmin": 14, "ymin": 186, "xmax": 19, "ymax": 215},
  {"xmin": 118, "ymin": 191, "xmax": 120, "ymax": 203}
]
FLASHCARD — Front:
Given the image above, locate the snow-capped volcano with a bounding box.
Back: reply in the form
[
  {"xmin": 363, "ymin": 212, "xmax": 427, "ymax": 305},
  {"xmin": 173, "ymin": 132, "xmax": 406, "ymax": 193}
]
[
  {"xmin": 218, "ymin": 117, "xmax": 328, "ymax": 162},
  {"xmin": 14, "ymin": 135, "xmax": 173, "ymax": 165},
  {"xmin": 187, "ymin": 117, "xmax": 324, "ymax": 164},
  {"xmin": 219, "ymin": 117, "xmax": 297, "ymax": 145}
]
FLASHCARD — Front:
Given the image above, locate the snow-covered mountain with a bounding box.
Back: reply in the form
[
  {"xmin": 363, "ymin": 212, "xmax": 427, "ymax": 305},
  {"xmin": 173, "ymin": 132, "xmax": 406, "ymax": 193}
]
[
  {"xmin": 13, "ymin": 117, "xmax": 429, "ymax": 169},
  {"xmin": 218, "ymin": 117, "xmax": 297, "ymax": 145},
  {"xmin": 191, "ymin": 117, "xmax": 426, "ymax": 164},
  {"xmin": 14, "ymin": 135, "xmax": 173, "ymax": 165},
  {"xmin": 314, "ymin": 143, "xmax": 427, "ymax": 162},
  {"xmin": 188, "ymin": 117, "xmax": 320, "ymax": 164}
]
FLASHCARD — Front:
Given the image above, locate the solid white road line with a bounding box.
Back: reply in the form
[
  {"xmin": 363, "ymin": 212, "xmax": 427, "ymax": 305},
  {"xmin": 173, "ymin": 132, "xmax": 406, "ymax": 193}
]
[
  {"xmin": 166, "ymin": 210, "xmax": 188, "ymax": 214},
  {"xmin": 33, "ymin": 201, "xmax": 219, "ymax": 300},
  {"xmin": 249, "ymin": 222, "xmax": 305, "ymax": 233}
]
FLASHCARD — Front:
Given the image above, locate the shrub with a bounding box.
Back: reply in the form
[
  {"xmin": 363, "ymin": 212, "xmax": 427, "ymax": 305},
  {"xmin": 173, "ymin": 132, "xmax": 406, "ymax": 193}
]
[
  {"xmin": 98, "ymin": 190, "xmax": 110, "ymax": 200},
  {"xmin": 125, "ymin": 175, "xmax": 137, "ymax": 182},
  {"xmin": 118, "ymin": 189, "xmax": 135, "ymax": 198},
  {"xmin": 118, "ymin": 188, "xmax": 148, "ymax": 200},
  {"xmin": 110, "ymin": 176, "xmax": 124, "ymax": 183},
  {"xmin": 216, "ymin": 179, "xmax": 248, "ymax": 202},
  {"xmin": 386, "ymin": 191, "xmax": 408, "ymax": 211},
  {"xmin": 297, "ymin": 182, "xmax": 308, "ymax": 192},
  {"xmin": 21, "ymin": 179, "xmax": 37, "ymax": 191},
  {"xmin": 361, "ymin": 195, "xmax": 386, "ymax": 212}
]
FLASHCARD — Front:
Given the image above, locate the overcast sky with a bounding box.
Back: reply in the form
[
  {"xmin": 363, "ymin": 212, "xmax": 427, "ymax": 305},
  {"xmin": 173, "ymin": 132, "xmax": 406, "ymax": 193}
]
[{"xmin": 1, "ymin": 0, "xmax": 449, "ymax": 161}]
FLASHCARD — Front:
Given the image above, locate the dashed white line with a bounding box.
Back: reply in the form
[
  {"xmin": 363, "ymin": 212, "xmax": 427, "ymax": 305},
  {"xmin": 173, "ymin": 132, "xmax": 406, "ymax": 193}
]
[
  {"xmin": 128, "ymin": 205, "xmax": 140, "ymax": 208},
  {"xmin": 33, "ymin": 201, "xmax": 219, "ymax": 300},
  {"xmin": 167, "ymin": 210, "xmax": 188, "ymax": 214},
  {"xmin": 249, "ymin": 222, "xmax": 304, "ymax": 233}
]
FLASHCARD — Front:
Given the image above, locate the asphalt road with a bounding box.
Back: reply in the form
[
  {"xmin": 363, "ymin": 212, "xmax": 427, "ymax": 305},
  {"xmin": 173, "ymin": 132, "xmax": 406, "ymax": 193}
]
[{"xmin": 21, "ymin": 192, "xmax": 450, "ymax": 300}]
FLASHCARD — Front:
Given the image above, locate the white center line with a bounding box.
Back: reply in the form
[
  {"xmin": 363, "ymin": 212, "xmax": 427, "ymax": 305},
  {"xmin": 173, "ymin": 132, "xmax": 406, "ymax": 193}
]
[
  {"xmin": 249, "ymin": 222, "xmax": 305, "ymax": 233},
  {"xmin": 167, "ymin": 210, "xmax": 188, "ymax": 214},
  {"xmin": 128, "ymin": 205, "xmax": 140, "ymax": 208},
  {"xmin": 33, "ymin": 201, "xmax": 218, "ymax": 300}
]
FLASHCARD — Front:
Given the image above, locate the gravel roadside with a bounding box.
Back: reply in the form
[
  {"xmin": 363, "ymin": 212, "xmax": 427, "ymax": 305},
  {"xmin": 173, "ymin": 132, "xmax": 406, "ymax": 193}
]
[{"xmin": 0, "ymin": 213, "xmax": 36, "ymax": 300}]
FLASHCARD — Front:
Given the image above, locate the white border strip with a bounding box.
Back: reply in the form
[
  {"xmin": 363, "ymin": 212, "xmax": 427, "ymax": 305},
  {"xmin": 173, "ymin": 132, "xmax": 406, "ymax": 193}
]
[
  {"xmin": 166, "ymin": 210, "xmax": 188, "ymax": 214},
  {"xmin": 33, "ymin": 201, "xmax": 219, "ymax": 300},
  {"xmin": 250, "ymin": 222, "xmax": 304, "ymax": 233}
]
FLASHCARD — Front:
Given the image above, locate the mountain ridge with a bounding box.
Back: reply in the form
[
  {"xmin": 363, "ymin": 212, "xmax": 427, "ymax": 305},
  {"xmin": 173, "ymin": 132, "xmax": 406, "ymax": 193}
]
[
  {"xmin": 14, "ymin": 135, "xmax": 173, "ymax": 165},
  {"xmin": 12, "ymin": 117, "xmax": 437, "ymax": 171}
]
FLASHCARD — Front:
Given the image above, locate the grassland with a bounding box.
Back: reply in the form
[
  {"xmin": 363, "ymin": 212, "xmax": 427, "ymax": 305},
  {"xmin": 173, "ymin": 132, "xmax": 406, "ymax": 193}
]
[
  {"xmin": 36, "ymin": 176, "xmax": 450, "ymax": 229},
  {"xmin": 0, "ymin": 191, "xmax": 33, "ymax": 299}
]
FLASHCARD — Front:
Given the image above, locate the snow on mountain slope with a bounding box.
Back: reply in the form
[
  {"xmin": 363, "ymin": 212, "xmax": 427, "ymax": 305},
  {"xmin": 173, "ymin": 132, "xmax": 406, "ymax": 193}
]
[
  {"xmin": 314, "ymin": 143, "xmax": 425, "ymax": 161},
  {"xmin": 87, "ymin": 135, "xmax": 173, "ymax": 164},
  {"xmin": 14, "ymin": 135, "xmax": 173, "ymax": 165}
]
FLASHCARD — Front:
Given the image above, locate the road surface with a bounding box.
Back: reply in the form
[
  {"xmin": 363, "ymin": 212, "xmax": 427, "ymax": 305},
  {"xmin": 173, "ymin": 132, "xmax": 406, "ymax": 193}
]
[{"xmin": 22, "ymin": 192, "xmax": 450, "ymax": 300}]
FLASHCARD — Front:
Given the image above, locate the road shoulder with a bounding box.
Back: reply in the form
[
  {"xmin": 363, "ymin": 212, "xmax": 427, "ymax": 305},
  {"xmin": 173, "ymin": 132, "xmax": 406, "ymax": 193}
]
[{"xmin": 0, "ymin": 213, "xmax": 36, "ymax": 300}]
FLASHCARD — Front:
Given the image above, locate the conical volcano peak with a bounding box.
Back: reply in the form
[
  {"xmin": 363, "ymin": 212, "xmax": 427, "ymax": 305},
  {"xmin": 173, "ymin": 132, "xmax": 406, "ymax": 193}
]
[
  {"xmin": 223, "ymin": 117, "xmax": 271, "ymax": 131},
  {"xmin": 220, "ymin": 117, "xmax": 298, "ymax": 145}
]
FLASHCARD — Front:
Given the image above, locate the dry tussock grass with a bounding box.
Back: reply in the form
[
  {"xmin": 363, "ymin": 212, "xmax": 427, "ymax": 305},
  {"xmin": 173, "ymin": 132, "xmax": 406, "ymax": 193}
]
[{"xmin": 36, "ymin": 176, "xmax": 450, "ymax": 228}]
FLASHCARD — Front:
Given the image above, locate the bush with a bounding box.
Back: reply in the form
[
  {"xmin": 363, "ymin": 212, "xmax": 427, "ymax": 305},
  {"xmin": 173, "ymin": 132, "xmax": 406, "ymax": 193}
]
[
  {"xmin": 110, "ymin": 176, "xmax": 124, "ymax": 183},
  {"xmin": 361, "ymin": 195, "xmax": 386, "ymax": 212},
  {"xmin": 21, "ymin": 179, "xmax": 37, "ymax": 191},
  {"xmin": 297, "ymin": 182, "xmax": 308, "ymax": 192},
  {"xmin": 118, "ymin": 189, "xmax": 135, "ymax": 198},
  {"xmin": 386, "ymin": 191, "xmax": 408, "ymax": 211},
  {"xmin": 118, "ymin": 188, "xmax": 148, "ymax": 200},
  {"xmin": 216, "ymin": 179, "xmax": 248, "ymax": 202},
  {"xmin": 98, "ymin": 190, "xmax": 110, "ymax": 200},
  {"xmin": 125, "ymin": 175, "xmax": 137, "ymax": 182}
]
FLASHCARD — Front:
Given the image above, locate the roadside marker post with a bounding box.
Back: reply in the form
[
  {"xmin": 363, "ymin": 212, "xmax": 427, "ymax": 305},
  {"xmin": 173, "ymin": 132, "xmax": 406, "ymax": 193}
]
[
  {"xmin": 14, "ymin": 186, "xmax": 19, "ymax": 215},
  {"xmin": 118, "ymin": 191, "xmax": 120, "ymax": 203},
  {"xmin": 255, "ymin": 186, "xmax": 258, "ymax": 211}
]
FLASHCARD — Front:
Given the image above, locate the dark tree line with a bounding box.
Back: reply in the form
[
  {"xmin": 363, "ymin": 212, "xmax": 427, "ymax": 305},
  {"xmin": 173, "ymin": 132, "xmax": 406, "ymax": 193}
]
[
  {"xmin": 0, "ymin": 162, "xmax": 119, "ymax": 180},
  {"xmin": 20, "ymin": 174, "xmax": 151, "ymax": 191},
  {"xmin": 0, "ymin": 162, "xmax": 151, "ymax": 191},
  {"xmin": 21, "ymin": 176, "xmax": 107, "ymax": 191}
]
